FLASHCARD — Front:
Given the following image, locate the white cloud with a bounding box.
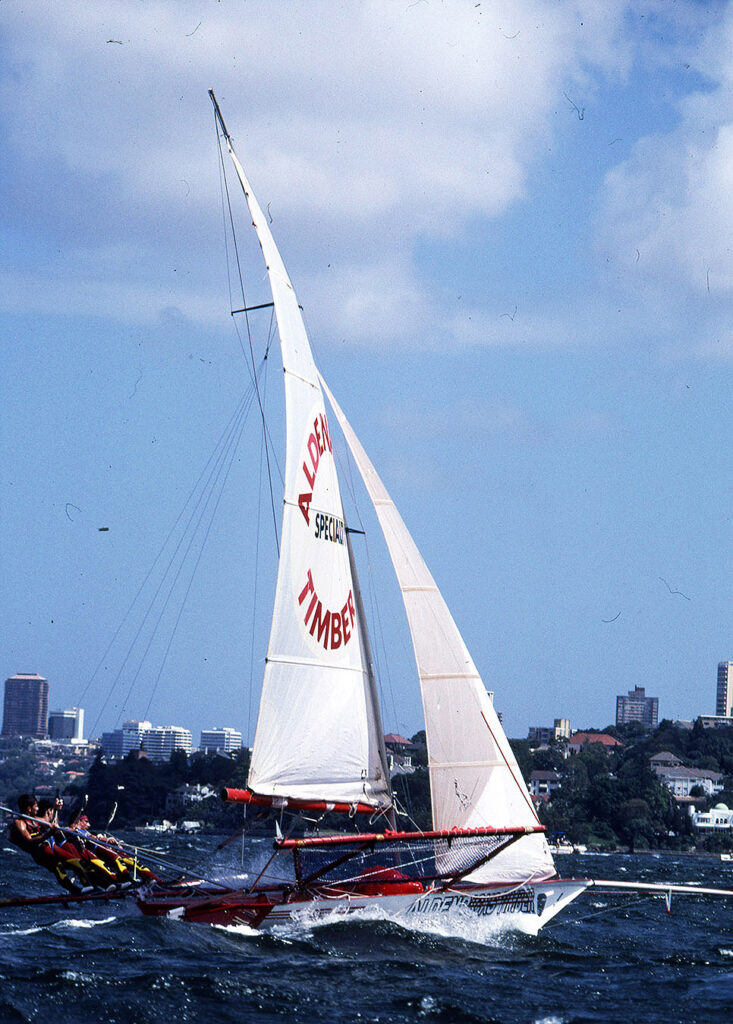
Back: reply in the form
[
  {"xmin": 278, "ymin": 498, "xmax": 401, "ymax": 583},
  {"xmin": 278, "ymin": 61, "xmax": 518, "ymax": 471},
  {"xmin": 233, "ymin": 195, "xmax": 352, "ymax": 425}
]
[
  {"xmin": 1, "ymin": 7, "xmax": 626, "ymax": 210},
  {"xmin": 3, "ymin": 0, "xmax": 729, "ymax": 357},
  {"xmin": 597, "ymin": 5, "xmax": 733, "ymax": 297},
  {"xmin": 0, "ymin": 266, "xmax": 222, "ymax": 328}
]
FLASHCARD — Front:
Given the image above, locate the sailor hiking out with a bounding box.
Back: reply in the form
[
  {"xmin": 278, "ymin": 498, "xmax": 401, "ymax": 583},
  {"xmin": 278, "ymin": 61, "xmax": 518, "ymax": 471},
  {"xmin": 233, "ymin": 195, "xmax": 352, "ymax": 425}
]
[{"xmin": 6, "ymin": 794, "xmax": 157, "ymax": 894}]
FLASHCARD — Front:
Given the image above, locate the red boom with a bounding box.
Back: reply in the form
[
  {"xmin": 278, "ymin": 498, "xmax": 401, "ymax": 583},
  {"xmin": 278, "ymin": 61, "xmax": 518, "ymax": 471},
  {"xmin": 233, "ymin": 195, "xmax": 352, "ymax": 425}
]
[{"xmin": 220, "ymin": 788, "xmax": 378, "ymax": 816}]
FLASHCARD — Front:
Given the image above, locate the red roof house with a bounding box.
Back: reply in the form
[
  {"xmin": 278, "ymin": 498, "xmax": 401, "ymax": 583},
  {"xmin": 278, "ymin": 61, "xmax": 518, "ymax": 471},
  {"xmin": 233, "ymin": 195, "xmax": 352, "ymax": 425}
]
[{"xmin": 568, "ymin": 732, "xmax": 622, "ymax": 755}]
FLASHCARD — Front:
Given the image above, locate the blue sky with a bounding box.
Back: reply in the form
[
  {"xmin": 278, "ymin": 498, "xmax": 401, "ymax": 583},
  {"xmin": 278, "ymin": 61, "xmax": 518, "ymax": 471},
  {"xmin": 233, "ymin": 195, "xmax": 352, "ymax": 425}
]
[{"xmin": 1, "ymin": 1, "xmax": 731, "ymax": 744}]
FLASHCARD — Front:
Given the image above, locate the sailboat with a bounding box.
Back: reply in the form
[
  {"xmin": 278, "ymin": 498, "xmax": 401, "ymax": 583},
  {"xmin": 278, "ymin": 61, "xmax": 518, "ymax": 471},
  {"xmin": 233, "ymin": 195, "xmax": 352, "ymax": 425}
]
[{"xmin": 138, "ymin": 95, "xmax": 629, "ymax": 932}]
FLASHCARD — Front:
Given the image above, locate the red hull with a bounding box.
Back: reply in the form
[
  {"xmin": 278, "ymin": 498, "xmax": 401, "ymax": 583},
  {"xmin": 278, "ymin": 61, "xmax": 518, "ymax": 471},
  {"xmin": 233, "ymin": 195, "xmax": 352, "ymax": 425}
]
[{"xmin": 137, "ymin": 876, "xmax": 426, "ymax": 928}]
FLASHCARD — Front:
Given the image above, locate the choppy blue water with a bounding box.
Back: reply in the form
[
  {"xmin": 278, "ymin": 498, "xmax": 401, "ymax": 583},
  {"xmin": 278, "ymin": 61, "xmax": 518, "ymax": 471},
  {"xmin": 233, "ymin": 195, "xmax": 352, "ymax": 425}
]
[{"xmin": 1, "ymin": 838, "xmax": 732, "ymax": 1023}]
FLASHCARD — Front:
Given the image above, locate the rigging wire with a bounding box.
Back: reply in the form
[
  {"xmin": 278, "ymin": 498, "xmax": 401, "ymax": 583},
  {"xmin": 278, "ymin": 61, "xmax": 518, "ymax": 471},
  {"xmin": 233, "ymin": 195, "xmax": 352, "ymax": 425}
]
[
  {"xmin": 84, "ymin": 386, "xmax": 257, "ymax": 737},
  {"xmin": 116, "ymin": 393, "xmax": 250, "ymax": 723},
  {"xmin": 215, "ymin": 113, "xmax": 280, "ymax": 555},
  {"xmin": 83, "ymin": 114, "xmax": 285, "ymax": 742},
  {"xmin": 240, "ymin": 318, "xmax": 284, "ymax": 748},
  {"xmin": 544, "ymin": 894, "xmax": 655, "ymax": 927},
  {"xmin": 248, "ymin": 359, "xmax": 269, "ymax": 746},
  {"xmin": 112, "ymin": 393, "xmax": 250, "ymax": 728},
  {"xmin": 141, "ymin": 398, "xmax": 250, "ymax": 721},
  {"xmin": 383, "ymin": 791, "xmax": 423, "ymax": 834}
]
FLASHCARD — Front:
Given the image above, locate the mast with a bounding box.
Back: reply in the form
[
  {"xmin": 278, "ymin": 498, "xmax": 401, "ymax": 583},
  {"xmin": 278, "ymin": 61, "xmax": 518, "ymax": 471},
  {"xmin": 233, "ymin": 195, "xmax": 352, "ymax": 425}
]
[
  {"xmin": 210, "ymin": 92, "xmax": 392, "ymax": 812},
  {"xmin": 209, "ymin": 89, "xmax": 232, "ymax": 146},
  {"xmin": 346, "ymin": 529, "xmax": 396, "ymax": 829}
]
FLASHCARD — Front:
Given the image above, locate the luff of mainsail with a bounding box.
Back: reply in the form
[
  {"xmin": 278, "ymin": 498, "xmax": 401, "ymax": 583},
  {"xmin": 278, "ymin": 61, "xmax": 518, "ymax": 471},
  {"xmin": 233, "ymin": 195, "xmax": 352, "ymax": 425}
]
[
  {"xmin": 210, "ymin": 94, "xmax": 391, "ymax": 810},
  {"xmin": 321, "ymin": 378, "xmax": 555, "ymax": 883}
]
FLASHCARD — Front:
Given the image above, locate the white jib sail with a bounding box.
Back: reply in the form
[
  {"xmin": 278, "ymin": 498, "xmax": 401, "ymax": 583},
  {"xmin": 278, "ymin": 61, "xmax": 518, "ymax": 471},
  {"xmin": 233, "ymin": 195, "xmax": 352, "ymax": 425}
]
[
  {"xmin": 321, "ymin": 379, "xmax": 555, "ymax": 882},
  {"xmin": 221, "ymin": 136, "xmax": 390, "ymax": 809}
]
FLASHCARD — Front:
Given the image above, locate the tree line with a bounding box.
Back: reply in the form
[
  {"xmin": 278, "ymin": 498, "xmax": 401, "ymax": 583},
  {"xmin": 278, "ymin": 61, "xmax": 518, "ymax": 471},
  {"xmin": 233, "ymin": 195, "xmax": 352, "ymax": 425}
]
[
  {"xmin": 3, "ymin": 721, "xmax": 732, "ymax": 850},
  {"xmin": 511, "ymin": 720, "xmax": 733, "ymax": 851}
]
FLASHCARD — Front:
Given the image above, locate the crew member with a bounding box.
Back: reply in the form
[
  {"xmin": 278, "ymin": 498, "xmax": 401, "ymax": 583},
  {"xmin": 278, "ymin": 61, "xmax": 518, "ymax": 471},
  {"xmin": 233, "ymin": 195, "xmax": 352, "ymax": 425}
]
[
  {"xmin": 36, "ymin": 799, "xmax": 119, "ymax": 889},
  {"xmin": 69, "ymin": 812, "xmax": 160, "ymax": 884},
  {"xmin": 7, "ymin": 794, "xmax": 82, "ymax": 893},
  {"xmin": 7, "ymin": 794, "xmax": 42, "ymax": 853}
]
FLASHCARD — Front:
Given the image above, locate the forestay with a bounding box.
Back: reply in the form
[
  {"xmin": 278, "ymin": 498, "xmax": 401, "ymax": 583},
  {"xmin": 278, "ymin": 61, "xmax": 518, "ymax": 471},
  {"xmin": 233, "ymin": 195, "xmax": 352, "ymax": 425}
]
[
  {"xmin": 218, "ymin": 127, "xmax": 391, "ymax": 810},
  {"xmin": 321, "ymin": 380, "xmax": 555, "ymax": 883}
]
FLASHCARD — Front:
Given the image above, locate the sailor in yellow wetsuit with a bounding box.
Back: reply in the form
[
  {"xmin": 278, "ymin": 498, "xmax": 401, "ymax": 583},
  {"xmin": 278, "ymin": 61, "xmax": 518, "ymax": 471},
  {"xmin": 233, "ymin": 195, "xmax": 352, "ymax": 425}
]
[
  {"xmin": 68, "ymin": 812, "xmax": 160, "ymax": 884},
  {"xmin": 36, "ymin": 799, "xmax": 122, "ymax": 889}
]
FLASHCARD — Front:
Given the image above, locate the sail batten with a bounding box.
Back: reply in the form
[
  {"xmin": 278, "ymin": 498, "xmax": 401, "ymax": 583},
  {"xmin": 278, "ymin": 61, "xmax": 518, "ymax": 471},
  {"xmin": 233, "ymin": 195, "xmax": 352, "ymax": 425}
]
[
  {"xmin": 283, "ymin": 368, "xmax": 320, "ymax": 390},
  {"xmin": 265, "ymin": 655, "xmax": 370, "ymax": 674}
]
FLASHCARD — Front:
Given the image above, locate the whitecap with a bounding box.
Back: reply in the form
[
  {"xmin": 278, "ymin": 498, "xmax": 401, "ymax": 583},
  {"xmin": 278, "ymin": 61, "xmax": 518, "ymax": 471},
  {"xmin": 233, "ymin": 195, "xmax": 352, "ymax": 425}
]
[
  {"xmin": 211, "ymin": 922, "xmax": 260, "ymax": 939},
  {"xmin": 392, "ymin": 904, "xmax": 537, "ymax": 944},
  {"xmin": 55, "ymin": 916, "xmax": 117, "ymax": 930},
  {"xmin": 719, "ymin": 948, "xmax": 733, "ymax": 957},
  {"xmin": 269, "ymin": 899, "xmax": 530, "ymax": 946},
  {"xmin": 60, "ymin": 970, "xmax": 96, "ymax": 983}
]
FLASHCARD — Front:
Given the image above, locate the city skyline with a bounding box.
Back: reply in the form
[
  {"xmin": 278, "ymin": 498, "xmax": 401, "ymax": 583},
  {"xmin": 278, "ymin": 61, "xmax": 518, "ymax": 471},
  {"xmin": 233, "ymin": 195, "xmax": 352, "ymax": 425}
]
[{"xmin": 4, "ymin": 659, "xmax": 731, "ymax": 745}]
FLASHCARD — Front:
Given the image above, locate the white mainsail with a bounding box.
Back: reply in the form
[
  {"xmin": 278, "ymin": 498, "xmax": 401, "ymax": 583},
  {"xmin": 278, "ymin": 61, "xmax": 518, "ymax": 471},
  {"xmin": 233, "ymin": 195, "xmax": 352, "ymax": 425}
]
[
  {"xmin": 218, "ymin": 126, "xmax": 391, "ymax": 809},
  {"xmin": 321, "ymin": 379, "xmax": 555, "ymax": 882}
]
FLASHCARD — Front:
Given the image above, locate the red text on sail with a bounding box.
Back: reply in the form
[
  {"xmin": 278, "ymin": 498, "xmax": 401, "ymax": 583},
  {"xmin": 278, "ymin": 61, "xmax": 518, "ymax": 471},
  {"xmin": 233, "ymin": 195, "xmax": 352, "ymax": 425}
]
[
  {"xmin": 298, "ymin": 569, "xmax": 355, "ymax": 650},
  {"xmin": 298, "ymin": 413, "xmax": 333, "ymax": 526}
]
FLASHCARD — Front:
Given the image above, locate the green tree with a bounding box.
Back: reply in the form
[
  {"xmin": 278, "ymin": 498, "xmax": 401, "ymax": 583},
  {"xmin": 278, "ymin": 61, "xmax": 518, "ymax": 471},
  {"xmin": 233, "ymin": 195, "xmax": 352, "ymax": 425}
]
[{"xmin": 616, "ymin": 798, "xmax": 652, "ymax": 851}]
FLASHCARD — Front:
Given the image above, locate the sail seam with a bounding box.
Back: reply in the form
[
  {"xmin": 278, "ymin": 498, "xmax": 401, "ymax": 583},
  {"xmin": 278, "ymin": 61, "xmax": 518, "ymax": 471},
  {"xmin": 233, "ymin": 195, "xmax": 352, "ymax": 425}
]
[
  {"xmin": 402, "ymin": 586, "xmax": 439, "ymax": 593},
  {"xmin": 430, "ymin": 760, "xmax": 509, "ymax": 769},
  {"xmin": 420, "ymin": 673, "xmax": 481, "ymax": 681}
]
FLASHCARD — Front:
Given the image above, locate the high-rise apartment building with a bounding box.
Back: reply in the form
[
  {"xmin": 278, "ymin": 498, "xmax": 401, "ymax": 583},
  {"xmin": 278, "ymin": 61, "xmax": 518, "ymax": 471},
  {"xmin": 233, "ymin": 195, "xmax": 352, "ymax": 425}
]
[
  {"xmin": 48, "ymin": 707, "xmax": 85, "ymax": 742},
  {"xmin": 100, "ymin": 720, "xmax": 152, "ymax": 758},
  {"xmin": 99, "ymin": 720, "xmax": 191, "ymax": 761},
  {"xmin": 200, "ymin": 727, "xmax": 243, "ymax": 753},
  {"xmin": 143, "ymin": 726, "xmax": 192, "ymax": 762},
  {"xmin": 2, "ymin": 673, "xmax": 49, "ymax": 738},
  {"xmin": 716, "ymin": 662, "xmax": 733, "ymax": 718},
  {"xmin": 554, "ymin": 718, "xmax": 571, "ymax": 740},
  {"xmin": 528, "ymin": 719, "xmax": 571, "ymax": 745},
  {"xmin": 616, "ymin": 686, "xmax": 658, "ymax": 729}
]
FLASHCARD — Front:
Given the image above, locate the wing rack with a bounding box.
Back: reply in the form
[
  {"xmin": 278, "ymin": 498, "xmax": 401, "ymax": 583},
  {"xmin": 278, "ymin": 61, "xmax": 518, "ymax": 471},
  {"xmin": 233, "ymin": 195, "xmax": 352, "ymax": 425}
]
[{"xmin": 277, "ymin": 825, "xmax": 546, "ymax": 893}]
